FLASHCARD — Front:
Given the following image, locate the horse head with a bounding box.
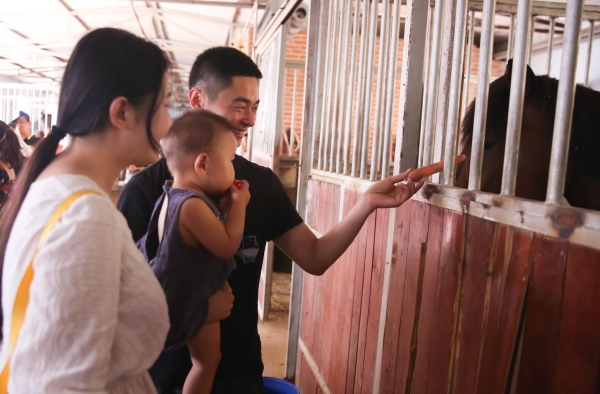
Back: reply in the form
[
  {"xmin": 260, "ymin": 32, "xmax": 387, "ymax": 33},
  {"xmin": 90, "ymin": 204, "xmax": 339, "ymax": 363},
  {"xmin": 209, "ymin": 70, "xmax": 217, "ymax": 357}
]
[{"xmin": 455, "ymin": 60, "xmax": 600, "ymax": 211}]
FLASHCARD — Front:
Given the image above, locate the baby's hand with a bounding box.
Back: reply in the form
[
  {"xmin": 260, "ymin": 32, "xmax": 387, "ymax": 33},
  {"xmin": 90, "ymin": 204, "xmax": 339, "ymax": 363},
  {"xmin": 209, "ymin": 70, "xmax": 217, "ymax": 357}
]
[{"xmin": 230, "ymin": 179, "xmax": 251, "ymax": 206}]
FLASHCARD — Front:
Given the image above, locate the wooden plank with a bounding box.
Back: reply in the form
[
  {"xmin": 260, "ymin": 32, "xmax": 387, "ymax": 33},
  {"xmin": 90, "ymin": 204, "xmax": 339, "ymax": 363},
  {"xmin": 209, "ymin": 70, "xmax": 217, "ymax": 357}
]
[
  {"xmin": 298, "ymin": 351, "xmax": 318, "ymax": 394},
  {"xmin": 554, "ymin": 244, "xmax": 600, "ymax": 393},
  {"xmin": 450, "ymin": 216, "xmax": 497, "ymax": 394},
  {"xmin": 346, "ymin": 191, "xmax": 370, "ymax": 394},
  {"xmin": 327, "ymin": 189, "xmax": 358, "ymax": 393},
  {"xmin": 392, "ymin": 201, "xmax": 431, "ymax": 393},
  {"xmin": 361, "ymin": 208, "xmax": 391, "ymax": 393},
  {"xmin": 379, "ymin": 201, "xmax": 414, "ymax": 393},
  {"xmin": 411, "ymin": 204, "xmax": 445, "ymax": 393},
  {"xmin": 476, "ymin": 226, "xmax": 533, "ymax": 394},
  {"xmin": 352, "ymin": 209, "xmax": 378, "ymax": 393},
  {"xmin": 424, "ymin": 211, "xmax": 465, "ymax": 394},
  {"xmin": 516, "ymin": 235, "xmax": 568, "ymax": 394}
]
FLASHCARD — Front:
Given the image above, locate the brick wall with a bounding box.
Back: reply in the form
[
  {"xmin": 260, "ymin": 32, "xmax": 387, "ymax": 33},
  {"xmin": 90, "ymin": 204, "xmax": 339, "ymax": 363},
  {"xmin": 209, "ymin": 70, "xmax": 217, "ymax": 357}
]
[{"xmin": 281, "ymin": 30, "xmax": 506, "ymax": 163}]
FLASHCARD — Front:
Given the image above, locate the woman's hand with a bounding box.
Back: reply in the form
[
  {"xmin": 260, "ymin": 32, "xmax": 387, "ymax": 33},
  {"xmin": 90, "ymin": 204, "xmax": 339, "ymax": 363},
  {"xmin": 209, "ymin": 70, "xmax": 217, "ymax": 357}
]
[{"xmin": 360, "ymin": 169, "xmax": 426, "ymax": 211}]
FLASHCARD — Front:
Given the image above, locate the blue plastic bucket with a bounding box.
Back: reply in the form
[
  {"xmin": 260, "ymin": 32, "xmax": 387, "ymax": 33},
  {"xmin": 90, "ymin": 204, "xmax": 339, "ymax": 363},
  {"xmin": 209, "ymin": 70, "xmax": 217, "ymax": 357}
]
[{"xmin": 263, "ymin": 377, "xmax": 300, "ymax": 394}]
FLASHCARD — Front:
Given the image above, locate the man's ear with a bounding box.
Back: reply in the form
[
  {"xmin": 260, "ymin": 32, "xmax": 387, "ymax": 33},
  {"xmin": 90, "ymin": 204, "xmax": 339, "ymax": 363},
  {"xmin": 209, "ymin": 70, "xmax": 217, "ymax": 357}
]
[
  {"xmin": 194, "ymin": 153, "xmax": 209, "ymax": 175},
  {"xmin": 189, "ymin": 87, "xmax": 206, "ymax": 109}
]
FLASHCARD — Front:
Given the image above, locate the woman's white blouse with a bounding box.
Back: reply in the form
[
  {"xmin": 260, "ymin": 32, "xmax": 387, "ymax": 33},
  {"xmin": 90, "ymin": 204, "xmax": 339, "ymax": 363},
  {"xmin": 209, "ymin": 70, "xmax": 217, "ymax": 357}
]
[{"xmin": 0, "ymin": 174, "xmax": 169, "ymax": 393}]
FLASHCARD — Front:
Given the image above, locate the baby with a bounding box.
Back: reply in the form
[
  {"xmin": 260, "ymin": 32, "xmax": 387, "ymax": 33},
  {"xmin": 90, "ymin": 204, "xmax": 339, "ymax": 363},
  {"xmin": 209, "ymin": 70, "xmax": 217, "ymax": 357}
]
[{"xmin": 138, "ymin": 110, "xmax": 250, "ymax": 394}]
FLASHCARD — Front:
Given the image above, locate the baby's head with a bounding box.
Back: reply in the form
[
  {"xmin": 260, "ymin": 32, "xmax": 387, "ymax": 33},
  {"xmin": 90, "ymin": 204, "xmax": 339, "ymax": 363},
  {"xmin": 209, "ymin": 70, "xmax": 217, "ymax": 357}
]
[{"xmin": 161, "ymin": 109, "xmax": 237, "ymax": 194}]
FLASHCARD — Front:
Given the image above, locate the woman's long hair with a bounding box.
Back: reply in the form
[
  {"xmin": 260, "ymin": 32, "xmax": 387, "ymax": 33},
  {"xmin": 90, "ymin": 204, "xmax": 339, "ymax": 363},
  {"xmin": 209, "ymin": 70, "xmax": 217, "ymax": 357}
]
[
  {"xmin": 0, "ymin": 28, "xmax": 170, "ymax": 332},
  {"xmin": 0, "ymin": 122, "xmax": 22, "ymax": 169}
]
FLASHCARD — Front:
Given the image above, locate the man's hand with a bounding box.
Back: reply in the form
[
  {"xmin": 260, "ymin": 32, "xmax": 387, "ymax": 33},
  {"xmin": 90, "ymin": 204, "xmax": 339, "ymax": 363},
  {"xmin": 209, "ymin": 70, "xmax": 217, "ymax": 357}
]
[
  {"xmin": 206, "ymin": 282, "xmax": 234, "ymax": 323},
  {"xmin": 360, "ymin": 169, "xmax": 426, "ymax": 211}
]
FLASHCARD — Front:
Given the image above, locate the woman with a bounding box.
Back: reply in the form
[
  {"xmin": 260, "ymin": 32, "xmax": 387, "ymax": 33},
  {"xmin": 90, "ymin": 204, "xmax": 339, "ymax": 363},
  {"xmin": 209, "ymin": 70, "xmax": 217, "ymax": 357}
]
[
  {"xmin": 0, "ymin": 121, "xmax": 22, "ymax": 210},
  {"xmin": 0, "ymin": 28, "xmax": 171, "ymax": 393}
]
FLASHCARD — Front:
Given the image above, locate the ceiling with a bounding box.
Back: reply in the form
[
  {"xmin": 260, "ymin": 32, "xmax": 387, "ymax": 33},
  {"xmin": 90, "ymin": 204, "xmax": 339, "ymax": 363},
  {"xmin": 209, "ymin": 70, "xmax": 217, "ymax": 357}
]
[{"xmin": 0, "ymin": 0, "xmax": 267, "ymax": 104}]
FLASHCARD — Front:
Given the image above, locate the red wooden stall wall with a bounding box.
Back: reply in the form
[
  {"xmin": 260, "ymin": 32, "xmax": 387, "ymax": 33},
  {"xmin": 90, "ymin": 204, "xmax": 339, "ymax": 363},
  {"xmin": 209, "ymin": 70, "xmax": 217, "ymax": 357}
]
[{"xmin": 297, "ymin": 177, "xmax": 600, "ymax": 394}]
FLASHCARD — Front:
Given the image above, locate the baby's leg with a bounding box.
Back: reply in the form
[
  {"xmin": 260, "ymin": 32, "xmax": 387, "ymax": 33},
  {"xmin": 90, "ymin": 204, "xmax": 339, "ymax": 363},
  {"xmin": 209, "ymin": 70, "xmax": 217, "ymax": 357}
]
[{"xmin": 183, "ymin": 322, "xmax": 221, "ymax": 394}]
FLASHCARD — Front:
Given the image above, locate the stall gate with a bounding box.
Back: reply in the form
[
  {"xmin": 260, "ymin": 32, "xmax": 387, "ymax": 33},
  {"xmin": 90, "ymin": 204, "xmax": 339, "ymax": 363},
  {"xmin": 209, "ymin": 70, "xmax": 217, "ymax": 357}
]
[
  {"xmin": 290, "ymin": 0, "xmax": 600, "ymax": 393},
  {"xmin": 251, "ymin": 13, "xmax": 290, "ymax": 320}
]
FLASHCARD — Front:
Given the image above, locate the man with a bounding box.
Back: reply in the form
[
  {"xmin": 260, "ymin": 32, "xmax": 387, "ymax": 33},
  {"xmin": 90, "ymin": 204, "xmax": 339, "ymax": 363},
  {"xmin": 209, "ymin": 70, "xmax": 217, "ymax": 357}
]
[
  {"xmin": 12, "ymin": 111, "xmax": 40, "ymax": 147},
  {"xmin": 117, "ymin": 47, "xmax": 423, "ymax": 394}
]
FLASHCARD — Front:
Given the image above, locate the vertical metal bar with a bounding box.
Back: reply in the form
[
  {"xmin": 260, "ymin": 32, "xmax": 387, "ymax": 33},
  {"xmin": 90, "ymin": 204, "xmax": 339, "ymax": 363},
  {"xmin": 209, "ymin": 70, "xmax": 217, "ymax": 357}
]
[
  {"xmin": 373, "ymin": 0, "xmax": 430, "ymax": 386},
  {"xmin": 546, "ymin": 0, "xmax": 584, "ymax": 205},
  {"xmin": 528, "ymin": 15, "xmax": 535, "ymax": 63},
  {"xmin": 468, "ymin": 0, "xmax": 497, "ymax": 191},
  {"xmin": 286, "ymin": 0, "xmax": 323, "ymax": 381},
  {"xmin": 381, "ymin": 0, "xmax": 401, "ymax": 179},
  {"xmin": 462, "ymin": 10, "xmax": 475, "ymax": 118},
  {"xmin": 328, "ymin": 0, "xmax": 343, "ymax": 172},
  {"xmin": 375, "ymin": 7, "xmax": 392, "ymax": 179},
  {"xmin": 421, "ymin": 0, "xmax": 445, "ymax": 166},
  {"xmin": 442, "ymin": 0, "xmax": 469, "ymax": 185},
  {"xmin": 370, "ymin": 0, "xmax": 390, "ymax": 181},
  {"xmin": 290, "ymin": 69, "xmax": 298, "ymax": 157},
  {"xmin": 500, "ymin": 0, "xmax": 533, "ymax": 196},
  {"xmin": 317, "ymin": 0, "xmax": 335, "ymax": 170},
  {"xmin": 360, "ymin": 0, "xmax": 379, "ymax": 179},
  {"xmin": 343, "ymin": 0, "xmax": 361, "ymax": 175},
  {"xmin": 585, "ymin": 20, "xmax": 595, "ymax": 87},
  {"xmin": 351, "ymin": 0, "xmax": 371, "ymax": 177},
  {"xmin": 335, "ymin": 0, "xmax": 353, "ymax": 173},
  {"xmin": 418, "ymin": 7, "xmax": 434, "ymax": 167},
  {"xmin": 507, "ymin": 13, "xmax": 515, "ymax": 61},
  {"xmin": 323, "ymin": 0, "xmax": 340, "ymax": 171},
  {"xmin": 547, "ymin": 17, "xmax": 555, "ymax": 75}
]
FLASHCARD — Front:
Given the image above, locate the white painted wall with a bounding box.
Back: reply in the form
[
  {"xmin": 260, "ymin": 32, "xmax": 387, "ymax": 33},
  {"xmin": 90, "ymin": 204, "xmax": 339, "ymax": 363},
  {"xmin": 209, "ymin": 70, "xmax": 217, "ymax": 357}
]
[{"xmin": 530, "ymin": 29, "xmax": 600, "ymax": 91}]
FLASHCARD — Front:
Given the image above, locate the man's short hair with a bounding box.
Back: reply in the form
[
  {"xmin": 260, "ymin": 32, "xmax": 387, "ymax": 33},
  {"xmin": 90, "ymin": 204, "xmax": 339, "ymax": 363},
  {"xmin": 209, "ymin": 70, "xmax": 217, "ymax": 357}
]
[
  {"xmin": 188, "ymin": 47, "xmax": 262, "ymax": 100},
  {"xmin": 161, "ymin": 109, "xmax": 235, "ymax": 174}
]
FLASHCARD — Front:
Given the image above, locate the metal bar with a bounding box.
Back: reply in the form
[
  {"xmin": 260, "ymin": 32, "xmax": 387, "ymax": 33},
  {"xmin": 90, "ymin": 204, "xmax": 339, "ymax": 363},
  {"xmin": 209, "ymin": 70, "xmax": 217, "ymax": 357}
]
[
  {"xmin": 360, "ymin": 0, "xmax": 379, "ymax": 179},
  {"xmin": 317, "ymin": 0, "xmax": 335, "ymax": 170},
  {"xmin": 381, "ymin": 0, "xmax": 401, "ymax": 179},
  {"xmin": 462, "ymin": 10, "xmax": 475, "ymax": 118},
  {"xmin": 546, "ymin": 0, "xmax": 585, "ymax": 205},
  {"xmin": 376, "ymin": 6, "xmax": 393, "ymax": 179},
  {"xmin": 351, "ymin": 0, "xmax": 371, "ymax": 177},
  {"xmin": 114, "ymin": 0, "xmax": 268, "ymax": 9},
  {"xmin": 585, "ymin": 20, "xmax": 595, "ymax": 87},
  {"xmin": 289, "ymin": 69, "xmax": 298, "ymax": 157},
  {"xmin": 418, "ymin": 6, "xmax": 435, "ymax": 167},
  {"xmin": 343, "ymin": 0, "xmax": 361, "ymax": 175},
  {"xmin": 468, "ymin": 0, "xmax": 497, "ymax": 191},
  {"xmin": 442, "ymin": 0, "xmax": 469, "ymax": 185},
  {"xmin": 528, "ymin": 15, "xmax": 535, "ymax": 63},
  {"xmin": 286, "ymin": 0, "xmax": 323, "ymax": 379},
  {"xmin": 370, "ymin": 0, "xmax": 390, "ymax": 180},
  {"xmin": 373, "ymin": 0, "xmax": 430, "ymax": 387},
  {"xmin": 421, "ymin": 0, "xmax": 445, "ymax": 166},
  {"xmin": 507, "ymin": 13, "xmax": 515, "ymax": 61},
  {"xmin": 324, "ymin": 0, "xmax": 340, "ymax": 171},
  {"xmin": 501, "ymin": 0, "xmax": 533, "ymax": 196},
  {"xmin": 329, "ymin": 0, "xmax": 347, "ymax": 172},
  {"xmin": 335, "ymin": 0, "xmax": 353, "ymax": 173},
  {"xmin": 547, "ymin": 17, "xmax": 555, "ymax": 75}
]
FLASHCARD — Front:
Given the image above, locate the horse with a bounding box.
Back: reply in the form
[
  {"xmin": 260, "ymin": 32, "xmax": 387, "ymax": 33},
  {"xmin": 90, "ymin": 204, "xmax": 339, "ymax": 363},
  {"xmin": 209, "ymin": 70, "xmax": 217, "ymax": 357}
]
[{"xmin": 455, "ymin": 60, "xmax": 600, "ymax": 211}]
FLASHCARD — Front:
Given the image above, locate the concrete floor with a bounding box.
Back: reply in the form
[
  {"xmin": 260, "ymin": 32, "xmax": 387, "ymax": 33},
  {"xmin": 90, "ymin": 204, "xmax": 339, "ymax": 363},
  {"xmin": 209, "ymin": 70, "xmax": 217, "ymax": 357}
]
[{"xmin": 259, "ymin": 272, "xmax": 291, "ymax": 378}]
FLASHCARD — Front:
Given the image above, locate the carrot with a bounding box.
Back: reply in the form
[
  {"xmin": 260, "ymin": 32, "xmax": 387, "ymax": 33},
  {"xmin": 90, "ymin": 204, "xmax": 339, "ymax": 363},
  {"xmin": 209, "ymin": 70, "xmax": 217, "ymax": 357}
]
[{"xmin": 407, "ymin": 154, "xmax": 466, "ymax": 181}]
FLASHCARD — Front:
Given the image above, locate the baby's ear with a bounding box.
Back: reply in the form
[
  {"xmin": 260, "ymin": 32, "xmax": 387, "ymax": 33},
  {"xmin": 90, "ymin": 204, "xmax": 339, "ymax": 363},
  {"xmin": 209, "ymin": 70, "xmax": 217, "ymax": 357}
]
[{"xmin": 194, "ymin": 153, "xmax": 209, "ymax": 176}]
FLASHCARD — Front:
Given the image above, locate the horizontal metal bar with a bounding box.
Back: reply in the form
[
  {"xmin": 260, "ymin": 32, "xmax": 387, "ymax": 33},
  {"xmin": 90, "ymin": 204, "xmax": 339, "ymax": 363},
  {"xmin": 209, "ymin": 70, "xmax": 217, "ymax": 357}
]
[
  {"xmin": 468, "ymin": 1, "xmax": 600, "ymax": 20},
  {"xmin": 115, "ymin": 0, "xmax": 267, "ymax": 8}
]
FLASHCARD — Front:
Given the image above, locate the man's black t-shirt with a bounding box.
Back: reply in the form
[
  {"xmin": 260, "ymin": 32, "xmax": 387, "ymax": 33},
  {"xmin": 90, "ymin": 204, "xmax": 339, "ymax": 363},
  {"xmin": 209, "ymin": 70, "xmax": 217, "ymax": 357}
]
[{"xmin": 117, "ymin": 155, "xmax": 303, "ymax": 383}]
